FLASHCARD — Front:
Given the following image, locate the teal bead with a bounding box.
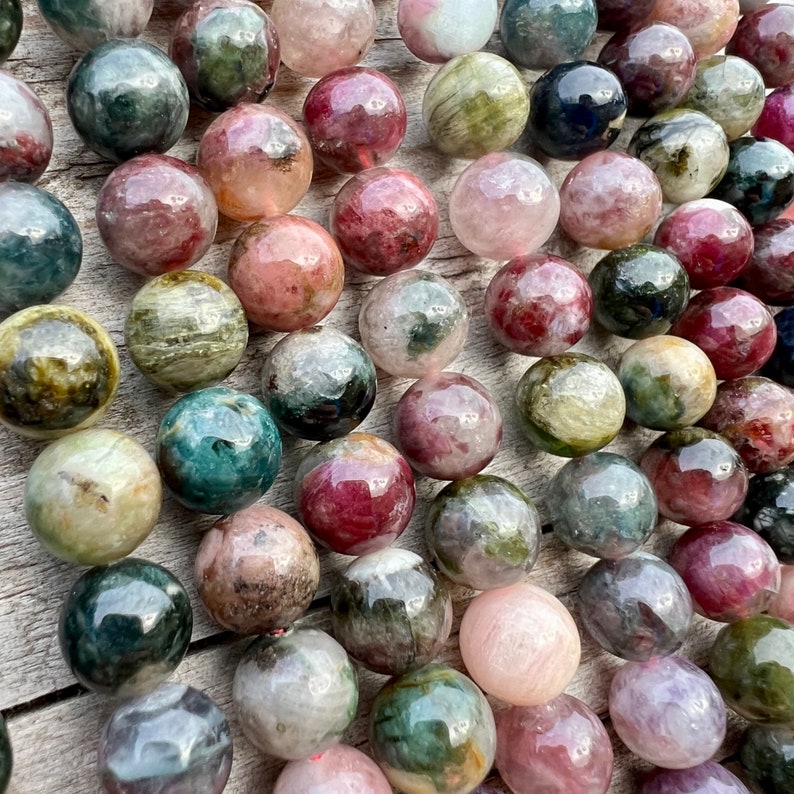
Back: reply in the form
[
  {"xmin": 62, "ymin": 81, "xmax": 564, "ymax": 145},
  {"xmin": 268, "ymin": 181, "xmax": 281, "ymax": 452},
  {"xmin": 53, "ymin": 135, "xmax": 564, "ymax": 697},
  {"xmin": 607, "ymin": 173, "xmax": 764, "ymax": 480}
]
[
  {"xmin": 0, "ymin": 712, "xmax": 10, "ymax": 794},
  {"xmin": 0, "ymin": 0, "xmax": 22, "ymax": 63},
  {"xmin": 155, "ymin": 386, "xmax": 282, "ymax": 514},
  {"xmin": 58, "ymin": 558, "xmax": 193, "ymax": 697},
  {"xmin": 741, "ymin": 724, "xmax": 794, "ymax": 794}
]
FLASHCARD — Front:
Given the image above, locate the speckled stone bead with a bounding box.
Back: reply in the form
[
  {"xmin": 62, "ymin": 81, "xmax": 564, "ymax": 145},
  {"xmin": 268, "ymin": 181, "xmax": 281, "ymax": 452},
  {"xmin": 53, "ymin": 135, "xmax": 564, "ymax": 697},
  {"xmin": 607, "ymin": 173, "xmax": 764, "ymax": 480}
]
[
  {"xmin": 422, "ymin": 52, "xmax": 529, "ymax": 159},
  {"xmin": 25, "ymin": 428, "xmax": 161, "ymax": 565},
  {"xmin": 640, "ymin": 762, "xmax": 751, "ymax": 794},
  {"xmin": 369, "ymin": 664, "xmax": 496, "ymax": 794},
  {"xmin": 233, "ymin": 626, "xmax": 358, "ymax": 760},
  {"xmin": 0, "ymin": 712, "xmax": 9, "ymax": 794},
  {"xmin": 170, "ymin": 0, "xmax": 280, "ymax": 112},
  {"xmin": 125, "ymin": 271, "xmax": 248, "ymax": 394},
  {"xmin": 155, "ymin": 386, "xmax": 282, "ymax": 515},
  {"xmin": 274, "ymin": 745, "xmax": 392, "ymax": 794},
  {"xmin": 727, "ymin": 4, "xmax": 794, "ymax": 88},
  {"xmin": 741, "ymin": 724, "xmax": 794, "ymax": 794},
  {"xmin": 425, "ymin": 475, "xmax": 541, "ymax": 590},
  {"xmin": 37, "ymin": 0, "xmax": 152, "ymax": 50},
  {"xmin": 648, "ymin": 0, "xmax": 739, "ymax": 59},
  {"xmin": 737, "ymin": 467, "xmax": 794, "ymax": 563},
  {"xmin": 98, "ymin": 684, "xmax": 232, "ymax": 794},
  {"xmin": 739, "ymin": 219, "xmax": 794, "ymax": 304},
  {"xmin": 754, "ymin": 83, "xmax": 794, "ymax": 153},
  {"xmin": 515, "ymin": 353, "xmax": 626, "ymax": 457},
  {"xmin": 59, "ymin": 559, "xmax": 192, "ymax": 697},
  {"xmin": 0, "ymin": 305, "xmax": 120, "ymax": 439},
  {"xmin": 67, "ymin": 39, "xmax": 189, "ymax": 162},
  {"xmin": 0, "ymin": 0, "xmax": 22, "ymax": 63}
]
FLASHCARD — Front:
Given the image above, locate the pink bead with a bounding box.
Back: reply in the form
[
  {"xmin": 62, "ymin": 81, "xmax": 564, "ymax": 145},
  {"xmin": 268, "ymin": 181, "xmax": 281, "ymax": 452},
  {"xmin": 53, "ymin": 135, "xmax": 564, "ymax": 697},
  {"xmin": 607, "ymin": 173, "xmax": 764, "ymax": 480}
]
[
  {"xmin": 739, "ymin": 219, "xmax": 794, "ymax": 305},
  {"xmin": 559, "ymin": 151, "xmax": 663, "ymax": 250},
  {"xmin": 459, "ymin": 583, "xmax": 580, "ymax": 706},
  {"xmin": 769, "ymin": 565, "xmax": 794, "ymax": 623},
  {"xmin": 449, "ymin": 152, "xmax": 560, "ymax": 260},
  {"xmin": 753, "ymin": 83, "xmax": 794, "ymax": 153},
  {"xmin": 649, "ymin": 0, "xmax": 739, "ymax": 59}
]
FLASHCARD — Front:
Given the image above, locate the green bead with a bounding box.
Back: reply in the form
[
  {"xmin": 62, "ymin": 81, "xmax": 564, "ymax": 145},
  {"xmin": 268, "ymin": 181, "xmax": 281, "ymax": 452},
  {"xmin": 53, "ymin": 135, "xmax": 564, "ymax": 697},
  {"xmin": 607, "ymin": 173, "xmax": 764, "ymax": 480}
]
[
  {"xmin": 741, "ymin": 724, "xmax": 794, "ymax": 794},
  {"xmin": 0, "ymin": 712, "xmax": 10, "ymax": 794},
  {"xmin": 0, "ymin": 0, "xmax": 22, "ymax": 64}
]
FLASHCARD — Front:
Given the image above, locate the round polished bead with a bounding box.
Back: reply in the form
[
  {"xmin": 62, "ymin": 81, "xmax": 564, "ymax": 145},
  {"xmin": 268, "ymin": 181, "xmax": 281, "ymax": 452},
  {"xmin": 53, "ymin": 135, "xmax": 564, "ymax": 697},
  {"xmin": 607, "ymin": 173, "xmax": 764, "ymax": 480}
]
[
  {"xmin": 739, "ymin": 219, "xmax": 794, "ymax": 304},
  {"xmin": 38, "ymin": 0, "xmax": 152, "ymax": 50},
  {"xmin": 754, "ymin": 83, "xmax": 794, "ymax": 153},
  {"xmin": 766, "ymin": 307, "xmax": 794, "ymax": 387},
  {"xmin": 274, "ymin": 745, "xmax": 392, "ymax": 794},
  {"xmin": 640, "ymin": 762, "xmax": 751, "ymax": 794},
  {"xmin": 595, "ymin": 0, "xmax": 656, "ymax": 30},
  {"xmin": 0, "ymin": 0, "xmax": 22, "ymax": 63},
  {"xmin": 741, "ymin": 724, "xmax": 794, "ymax": 794},
  {"xmin": 770, "ymin": 565, "xmax": 794, "ymax": 622},
  {"xmin": 727, "ymin": 4, "xmax": 794, "ymax": 88},
  {"xmin": 737, "ymin": 468, "xmax": 794, "ymax": 563},
  {"xmin": 648, "ymin": 0, "xmax": 739, "ymax": 58}
]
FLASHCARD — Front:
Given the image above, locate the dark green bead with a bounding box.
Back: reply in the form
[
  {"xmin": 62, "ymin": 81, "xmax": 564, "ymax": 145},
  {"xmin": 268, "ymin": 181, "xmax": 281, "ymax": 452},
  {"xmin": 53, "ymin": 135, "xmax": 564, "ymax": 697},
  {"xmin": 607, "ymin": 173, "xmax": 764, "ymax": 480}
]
[
  {"xmin": 0, "ymin": 0, "xmax": 22, "ymax": 64},
  {"xmin": 741, "ymin": 724, "xmax": 794, "ymax": 794},
  {"xmin": 736, "ymin": 467, "xmax": 794, "ymax": 563}
]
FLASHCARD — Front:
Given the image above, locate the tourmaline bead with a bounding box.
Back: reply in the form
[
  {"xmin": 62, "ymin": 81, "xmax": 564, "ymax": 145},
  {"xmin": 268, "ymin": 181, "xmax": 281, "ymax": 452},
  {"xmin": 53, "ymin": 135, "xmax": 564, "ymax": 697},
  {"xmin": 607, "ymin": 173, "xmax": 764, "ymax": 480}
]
[
  {"xmin": 422, "ymin": 52, "xmax": 529, "ymax": 159},
  {"xmin": 97, "ymin": 154, "xmax": 217, "ymax": 277},
  {"xmin": 37, "ymin": 0, "xmax": 152, "ymax": 50},
  {"xmin": 727, "ymin": 4, "xmax": 794, "ymax": 88},
  {"xmin": 195, "ymin": 505, "xmax": 320, "ymax": 635},
  {"xmin": 648, "ymin": 0, "xmax": 739, "ymax": 58},
  {"xmin": 499, "ymin": 0, "xmax": 597, "ymax": 70},
  {"xmin": 0, "ymin": 183, "xmax": 81, "ymax": 317},
  {"xmin": 233, "ymin": 626, "xmax": 358, "ymax": 760},
  {"xmin": 739, "ymin": 219, "xmax": 794, "ymax": 304},
  {"xmin": 595, "ymin": 0, "xmax": 657, "ymax": 31},
  {"xmin": 59, "ymin": 559, "xmax": 192, "ymax": 697},
  {"xmin": 261, "ymin": 326, "xmax": 376, "ymax": 440},
  {"xmin": 303, "ymin": 67, "xmax": 406, "ymax": 174},
  {"xmin": 741, "ymin": 724, "xmax": 794, "ymax": 794},
  {"xmin": 526, "ymin": 61, "xmax": 627, "ymax": 161},
  {"xmin": 67, "ymin": 39, "xmax": 189, "ymax": 163},
  {"xmin": 496, "ymin": 696, "xmax": 614, "ymax": 794},
  {"xmin": 0, "ymin": 305, "xmax": 120, "ymax": 439},
  {"xmin": 609, "ymin": 656, "xmax": 727, "ymax": 769},
  {"xmin": 270, "ymin": 0, "xmax": 376, "ymax": 78},
  {"xmin": 485, "ymin": 254, "xmax": 592, "ymax": 356},
  {"xmin": 589, "ymin": 244, "xmax": 689, "ymax": 339},
  {"xmin": 369, "ymin": 664, "xmax": 496, "ymax": 794},
  {"xmin": 0, "ymin": 0, "xmax": 22, "ymax": 64},
  {"xmin": 597, "ymin": 22, "xmax": 696, "ymax": 117},
  {"xmin": 397, "ymin": 0, "xmax": 498, "ymax": 64},
  {"xmin": 699, "ymin": 376, "xmax": 794, "ymax": 474},
  {"xmin": 0, "ymin": 70, "xmax": 53, "ymax": 183},
  {"xmin": 770, "ymin": 565, "xmax": 794, "ymax": 620},
  {"xmin": 709, "ymin": 615, "xmax": 794, "ymax": 724},
  {"xmin": 294, "ymin": 432, "xmax": 416, "ymax": 555},
  {"xmin": 629, "ymin": 109, "xmax": 730, "ymax": 204},
  {"xmin": 753, "ymin": 84, "xmax": 794, "ymax": 153},
  {"xmin": 228, "ymin": 215, "xmax": 344, "ymax": 331},
  {"xmin": 640, "ymin": 428, "xmax": 748, "ymax": 526},
  {"xmin": 155, "ymin": 386, "xmax": 282, "ymax": 515},
  {"xmin": 425, "ymin": 475, "xmax": 541, "ymax": 590},
  {"xmin": 330, "ymin": 167, "xmax": 438, "ymax": 276},
  {"xmin": 459, "ymin": 583, "xmax": 580, "ymax": 706},
  {"xmin": 358, "ymin": 270, "xmax": 469, "ymax": 378},
  {"xmin": 393, "ymin": 371, "xmax": 502, "ymax": 480},
  {"xmin": 98, "ymin": 684, "xmax": 232, "ymax": 794},
  {"xmin": 618, "ymin": 336, "xmax": 717, "ymax": 431},
  {"xmin": 670, "ymin": 521, "xmax": 780, "ymax": 622},
  {"xmin": 0, "ymin": 713, "xmax": 9, "ymax": 794},
  {"xmin": 558, "ymin": 151, "xmax": 663, "ymax": 250},
  {"xmin": 766, "ymin": 307, "xmax": 794, "ymax": 387},
  {"xmin": 330, "ymin": 548, "xmax": 453, "ymax": 676},
  {"xmin": 197, "ymin": 103, "xmax": 313, "ymax": 222},
  {"xmin": 448, "ymin": 153, "xmax": 559, "ymax": 260},
  {"xmin": 737, "ymin": 467, "xmax": 794, "ymax": 563},
  {"xmin": 682, "ymin": 55, "xmax": 766, "ymax": 141},
  {"xmin": 274, "ymin": 745, "xmax": 392, "ymax": 794},
  {"xmin": 548, "ymin": 452, "xmax": 658, "ymax": 559},
  {"xmin": 515, "ymin": 353, "xmax": 626, "ymax": 457},
  {"xmin": 709, "ymin": 136, "xmax": 794, "ymax": 226},
  {"xmin": 25, "ymin": 428, "xmax": 161, "ymax": 565},
  {"xmin": 653, "ymin": 198, "xmax": 754, "ymax": 290},
  {"xmin": 170, "ymin": 0, "xmax": 279, "ymax": 112},
  {"xmin": 640, "ymin": 762, "xmax": 751, "ymax": 794},
  {"xmin": 125, "ymin": 271, "xmax": 248, "ymax": 393}
]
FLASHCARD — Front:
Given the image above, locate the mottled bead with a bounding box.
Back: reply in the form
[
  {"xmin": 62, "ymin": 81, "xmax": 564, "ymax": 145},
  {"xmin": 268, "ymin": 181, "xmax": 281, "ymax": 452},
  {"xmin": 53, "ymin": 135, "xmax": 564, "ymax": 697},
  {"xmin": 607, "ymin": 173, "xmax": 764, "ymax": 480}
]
[
  {"xmin": 0, "ymin": 305, "xmax": 120, "ymax": 439},
  {"xmin": 618, "ymin": 336, "xmax": 717, "ymax": 431},
  {"xmin": 459, "ymin": 583, "xmax": 580, "ymax": 706},
  {"xmin": 648, "ymin": 0, "xmax": 739, "ymax": 58},
  {"xmin": 422, "ymin": 52, "xmax": 529, "ymax": 159},
  {"xmin": 96, "ymin": 154, "xmax": 218, "ymax": 277},
  {"xmin": 0, "ymin": 712, "xmax": 9, "ymax": 794},
  {"xmin": 739, "ymin": 219, "xmax": 794, "ymax": 304},
  {"xmin": 753, "ymin": 83, "xmax": 794, "ymax": 154},
  {"xmin": 37, "ymin": 0, "xmax": 152, "ymax": 50},
  {"xmin": 170, "ymin": 0, "xmax": 280, "ymax": 112},
  {"xmin": 233, "ymin": 626, "xmax": 358, "ymax": 760},
  {"xmin": 98, "ymin": 684, "xmax": 232, "ymax": 794},
  {"xmin": 330, "ymin": 167, "xmax": 438, "ymax": 277},
  {"xmin": 0, "ymin": 0, "xmax": 22, "ymax": 63},
  {"xmin": 67, "ymin": 39, "xmax": 189, "ymax": 163},
  {"xmin": 59, "ymin": 559, "xmax": 192, "ymax": 697},
  {"xmin": 709, "ymin": 615, "xmax": 794, "ymax": 724},
  {"xmin": 197, "ymin": 103, "xmax": 313, "ymax": 222},
  {"xmin": 595, "ymin": 0, "xmax": 656, "ymax": 30},
  {"xmin": 261, "ymin": 326, "xmax": 376, "ymax": 441},
  {"xmin": 727, "ymin": 4, "xmax": 794, "ymax": 88},
  {"xmin": 358, "ymin": 270, "xmax": 469, "ymax": 378},
  {"xmin": 640, "ymin": 762, "xmax": 751, "ymax": 794},
  {"xmin": 274, "ymin": 745, "xmax": 392, "ymax": 794},
  {"xmin": 496, "ymin": 696, "xmax": 614, "ymax": 794},
  {"xmin": 425, "ymin": 475, "xmax": 541, "ymax": 590},
  {"xmin": 741, "ymin": 724, "xmax": 794, "ymax": 794},
  {"xmin": 766, "ymin": 307, "xmax": 794, "ymax": 387},
  {"xmin": 369, "ymin": 664, "xmax": 496, "ymax": 794},
  {"xmin": 515, "ymin": 353, "xmax": 626, "ymax": 457},
  {"xmin": 25, "ymin": 428, "xmax": 161, "ymax": 565},
  {"xmin": 485, "ymin": 254, "xmax": 592, "ymax": 357},
  {"xmin": 449, "ymin": 152, "xmax": 559, "ymax": 260},
  {"xmin": 738, "ymin": 468, "xmax": 794, "ymax": 564},
  {"xmin": 155, "ymin": 386, "xmax": 282, "ymax": 515},
  {"xmin": 609, "ymin": 656, "xmax": 727, "ymax": 769},
  {"xmin": 330, "ymin": 548, "xmax": 453, "ymax": 676},
  {"xmin": 195, "ymin": 505, "xmax": 320, "ymax": 635},
  {"xmin": 294, "ymin": 432, "xmax": 416, "ymax": 556},
  {"xmin": 549, "ymin": 452, "xmax": 658, "ymax": 559},
  {"xmin": 228, "ymin": 215, "xmax": 344, "ymax": 331}
]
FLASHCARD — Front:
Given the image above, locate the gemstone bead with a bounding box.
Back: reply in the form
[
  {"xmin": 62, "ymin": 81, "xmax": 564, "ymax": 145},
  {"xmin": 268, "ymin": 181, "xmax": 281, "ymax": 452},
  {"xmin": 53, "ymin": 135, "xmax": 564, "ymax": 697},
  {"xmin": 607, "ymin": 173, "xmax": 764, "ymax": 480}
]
[
  {"xmin": 38, "ymin": 0, "xmax": 152, "ymax": 50},
  {"xmin": 0, "ymin": 712, "xmax": 9, "ymax": 794},
  {"xmin": 98, "ymin": 684, "xmax": 232, "ymax": 794},
  {"xmin": 741, "ymin": 724, "xmax": 794, "ymax": 794},
  {"xmin": 770, "ymin": 565, "xmax": 794, "ymax": 621},
  {"xmin": 0, "ymin": 0, "xmax": 22, "ymax": 63},
  {"xmin": 739, "ymin": 219, "xmax": 794, "ymax": 304},
  {"xmin": 753, "ymin": 83, "xmax": 794, "ymax": 153},
  {"xmin": 727, "ymin": 4, "xmax": 794, "ymax": 88},
  {"xmin": 25, "ymin": 428, "xmax": 161, "ymax": 565},
  {"xmin": 648, "ymin": 0, "xmax": 739, "ymax": 59},
  {"xmin": 59, "ymin": 559, "xmax": 192, "ymax": 697},
  {"xmin": 766, "ymin": 307, "xmax": 794, "ymax": 387},
  {"xmin": 737, "ymin": 467, "xmax": 794, "ymax": 563},
  {"xmin": 640, "ymin": 762, "xmax": 751, "ymax": 794},
  {"xmin": 595, "ymin": 0, "xmax": 656, "ymax": 30},
  {"xmin": 274, "ymin": 745, "xmax": 392, "ymax": 794}
]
